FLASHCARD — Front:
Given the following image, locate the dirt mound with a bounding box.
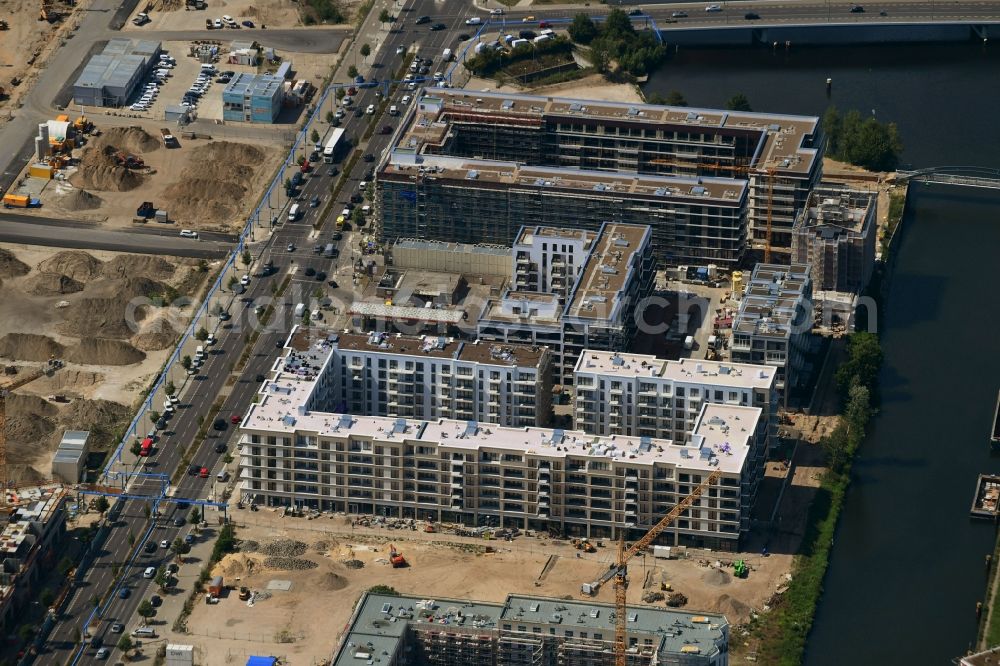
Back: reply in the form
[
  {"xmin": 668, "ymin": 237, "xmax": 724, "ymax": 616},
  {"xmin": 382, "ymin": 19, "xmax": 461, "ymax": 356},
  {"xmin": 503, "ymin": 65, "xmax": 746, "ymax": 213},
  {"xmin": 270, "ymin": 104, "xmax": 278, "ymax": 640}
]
[
  {"xmin": 5, "ymin": 413, "xmax": 55, "ymax": 449},
  {"xmin": 316, "ymin": 572, "xmax": 348, "ymax": 591},
  {"xmin": 218, "ymin": 553, "xmax": 258, "ymax": 578},
  {"xmin": 102, "ymin": 255, "xmax": 176, "ymax": 281},
  {"xmin": 712, "ymin": 594, "xmax": 751, "ymax": 622},
  {"xmin": 71, "ymin": 145, "xmax": 144, "ymax": 192},
  {"xmin": 0, "ymin": 249, "xmax": 30, "ymax": 279},
  {"xmin": 131, "ymin": 314, "xmax": 179, "ymax": 352},
  {"xmin": 7, "ymin": 393, "xmax": 58, "ymax": 419},
  {"xmin": 161, "ymin": 142, "xmax": 266, "ymax": 225},
  {"xmin": 65, "ymin": 338, "xmax": 146, "ymax": 366},
  {"xmin": 701, "ymin": 568, "xmax": 732, "ymax": 587},
  {"xmin": 98, "ymin": 126, "xmax": 161, "ymax": 154},
  {"xmin": 29, "ymin": 272, "xmax": 84, "ymax": 295},
  {"xmin": 37, "ymin": 251, "xmax": 104, "ymax": 282},
  {"xmin": 58, "ymin": 398, "xmax": 129, "ymax": 448},
  {"xmin": 61, "ymin": 276, "xmax": 172, "ymax": 338},
  {"xmin": 62, "ymin": 188, "xmax": 103, "ymax": 211},
  {"xmin": 0, "ymin": 333, "xmax": 66, "ymax": 361}
]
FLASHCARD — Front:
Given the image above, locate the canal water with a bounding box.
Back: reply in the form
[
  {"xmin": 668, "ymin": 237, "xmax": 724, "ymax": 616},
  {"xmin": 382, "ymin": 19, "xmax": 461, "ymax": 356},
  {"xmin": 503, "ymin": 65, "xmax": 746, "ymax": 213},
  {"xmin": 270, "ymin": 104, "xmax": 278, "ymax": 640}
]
[{"xmin": 645, "ymin": 44, "xmax": 1000, "ymax": 662}]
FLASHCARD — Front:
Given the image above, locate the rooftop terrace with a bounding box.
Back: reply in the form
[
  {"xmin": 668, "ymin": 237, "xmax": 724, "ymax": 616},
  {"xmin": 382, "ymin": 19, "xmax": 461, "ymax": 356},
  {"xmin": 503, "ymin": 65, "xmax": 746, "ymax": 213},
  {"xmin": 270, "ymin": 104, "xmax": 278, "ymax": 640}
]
[
  {"xmin": 575, "ymin": 351, "xmax": 776, "ymax": 389},
  {"xmin": 334, "ymin": 331, "xmax": 548, "ymax": 368}
]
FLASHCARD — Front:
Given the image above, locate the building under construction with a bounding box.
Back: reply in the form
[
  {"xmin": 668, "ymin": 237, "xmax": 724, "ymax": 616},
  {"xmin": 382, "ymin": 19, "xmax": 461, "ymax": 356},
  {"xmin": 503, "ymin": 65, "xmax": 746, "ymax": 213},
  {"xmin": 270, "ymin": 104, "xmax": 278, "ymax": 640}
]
[
  {"xmin": 333, "ymin": 592, "xmax": 729, "ymax": 666},
  {"xmin": 378, "ymin": 88, "xmax": 823, "ymax": 266}
]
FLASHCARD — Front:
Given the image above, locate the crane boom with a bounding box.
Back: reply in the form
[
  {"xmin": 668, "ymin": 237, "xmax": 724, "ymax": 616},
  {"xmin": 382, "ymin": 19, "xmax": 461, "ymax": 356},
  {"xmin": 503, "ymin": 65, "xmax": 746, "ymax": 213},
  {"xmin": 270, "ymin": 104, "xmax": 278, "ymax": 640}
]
[{"xmin": 584, "ymin": 469, "xmax": 723, "ymax": 666}]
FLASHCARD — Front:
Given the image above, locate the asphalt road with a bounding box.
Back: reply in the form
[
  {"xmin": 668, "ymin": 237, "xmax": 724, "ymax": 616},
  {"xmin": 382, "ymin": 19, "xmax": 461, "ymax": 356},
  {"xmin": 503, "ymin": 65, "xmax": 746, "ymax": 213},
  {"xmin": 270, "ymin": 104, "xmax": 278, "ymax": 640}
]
[
  {"xmin": 135, "ymin": 28, "xmax": 349, "ymax": 52},
  {"xmin": 0, "ymin": 215, "xmax": 232, "ymax": 258}
]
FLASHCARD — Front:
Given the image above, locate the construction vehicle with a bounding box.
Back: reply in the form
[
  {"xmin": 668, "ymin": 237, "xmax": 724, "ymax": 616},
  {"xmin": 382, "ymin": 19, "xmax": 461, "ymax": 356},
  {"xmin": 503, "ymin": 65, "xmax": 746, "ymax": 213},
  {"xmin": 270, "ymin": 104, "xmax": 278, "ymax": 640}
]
[
  {"xmin": 2, "ymin": 194, "xmax": 41, "ymax": 208},
  {"xmin": 389, "ymin": 544, "xmax": 407, "ymax": 568},
  {"xmin": 0, "ymin": 359, "xmax": 62, "ymax": 496},
  {"xmin": 733, "ymin": 559, "xmax": 748, "ymax": 578},
  {"xmin": 160, "ymin": 128, "xmax": 177, "ymax": 148},
  {"xmin": 116, "ymin": 152, "xmax": 144, "ymax": 169},
  {"xmin": 73, "ymin": 116, "xmax": 92, "ymax": 133},
  {"xmin": 136, "ymin": 201, "xmax": 155, "ymax": 218},
  {"xmin": 423, "ymin": 522, "xmax": 435, "ymax": 533},
  {"xmin": 238, "ymin": 586, "xmax": 250, "ymax": 600},
  {"xmin": 581, "ymin": 470, "xmax": 722, "ymax": 666},
  {"xmin": 572, "ymin": 538, "xmax": 596, "ymax": 553}
]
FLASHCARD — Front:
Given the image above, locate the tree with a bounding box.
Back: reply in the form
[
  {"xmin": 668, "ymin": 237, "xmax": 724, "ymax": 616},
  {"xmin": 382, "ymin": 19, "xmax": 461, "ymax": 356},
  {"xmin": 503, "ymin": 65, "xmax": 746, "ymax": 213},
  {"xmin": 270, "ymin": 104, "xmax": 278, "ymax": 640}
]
[
  {"xmin": 348, "ymin": 65, "xmax": 359, "ymax": 79},
  {"xmin": 181, "ymin": 355, "xmax": 192, "ymax": 370},
  {"xmin": 336, "ymin": 87, "xmax": 346, "ymax": 100},
  {"xmin": 71, "ymin": 627, "xmax": 81, "ymax": 645},
  {"xmin": 94, "ymin": 496, "xmax": 110, "ymax": 516},
  {"xmin": 57, "ymin": 556, "xmax": 74, "ymax": 578},
  {"xmin": 117, "ymin": 636, "xmax": 133, "ymax": 655},
  {"xmin": 18, "ymin": 624, "xmax": 34, "ymax": 643},
  {"xmin": 310, "ymin": 128, "xmax": 321, "ymax": 144},
  {"xmin": 351, "ymin": 206, "xmax": 365, "ymax": 228},
  {"xmin": 127, "ymin": 531, "xmax": 136, "ymax": 548},
  {"xmin": 569, "ymin": 13, "xmax": 598, "ymax": 44},
  {"xmin": 195, "ymin": 327, "xmax": 209, "ymax": 341},
  {"xmin": 823, "ymin": 106, "xmax": 902, "ymax": 171},
  {"xmin": 148, "ymin": 410, "xmax": 160, "ymax": 425},
  {"xmin": 589, "ymin": 41, "xmax": 610, "ymax": 73},
  {"xmin": 189, "ymin": 506, "xmax": 202, "ymax": 525},
  {"xmin": 725, "ymin": 93, "xmax": 752, "ymax": 112},
  {"xmin": 325, "ymin": 110, "xmax": 335, "ymax": 124},
  {"xmin": 164, "ymin": 380, "xmax": 176, "ymax": 397},
  {"xmin": 360, "ymin": 43, "xmax": 371, "ymax": 59},
  {"xmin": 664, "ymin": 90, "xmax": 688, "ymax": 107},
  {"xmin": 242, "ymin": 250, "xmax": 253, "ymax": 268},
  {"xmin": 154, "ymin": 566, "xmax": 169, "ymax": 591},
  {"xmin": 40, "ymin": 588, "xmax": 55, "ymax": 608},
  {"xmin": 835, "ymin": 331, "xmax": 883, "ymax": 399},
  {"xmin": 130, "ymin": 440, "xmax": 142, "ymax": 457},
  {"xmin": 171, "ymin": 537, "xmax": 190, "ymax": 562},
  {"xmin": 603, "ymin": 7, "xmax": 635, "ymax": 37},
  {"xmin": 822, "ymin": 106, "xmax": 842, "ymax": 156},
  {"xmin": 379, "ymin": 8, "xmax": 391, "ymax": 24},
  {"xmin": 228, "ymin": 275, "xmax": 238, "ymax": 290},
  {"xmin": 136, "ymin": 599, "xmax": 155, "ymax": 625},
  {"xmin": 368, "ymin": 584, "xmax": 400, "ymax": 595}
]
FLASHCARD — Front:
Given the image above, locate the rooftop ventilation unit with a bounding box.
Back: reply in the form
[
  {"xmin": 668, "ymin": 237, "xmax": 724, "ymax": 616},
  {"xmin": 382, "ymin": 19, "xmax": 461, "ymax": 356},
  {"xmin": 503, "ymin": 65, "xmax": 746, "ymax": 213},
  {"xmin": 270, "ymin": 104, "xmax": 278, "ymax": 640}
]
[{"xmin": 392, "ymin": 418, "xmax": 407, "ymax": 434}]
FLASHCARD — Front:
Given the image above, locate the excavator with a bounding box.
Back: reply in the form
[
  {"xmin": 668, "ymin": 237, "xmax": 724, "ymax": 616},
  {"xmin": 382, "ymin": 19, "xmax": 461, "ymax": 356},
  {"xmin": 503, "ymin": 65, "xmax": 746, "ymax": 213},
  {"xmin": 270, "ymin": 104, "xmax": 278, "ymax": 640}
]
[
  {"xmin": 582, "ymin": 469, "xmax": 722, "ymax": 666},
  {"xmin": 388, "ymin": 544, "xmax": 407, "ymax": 568}
]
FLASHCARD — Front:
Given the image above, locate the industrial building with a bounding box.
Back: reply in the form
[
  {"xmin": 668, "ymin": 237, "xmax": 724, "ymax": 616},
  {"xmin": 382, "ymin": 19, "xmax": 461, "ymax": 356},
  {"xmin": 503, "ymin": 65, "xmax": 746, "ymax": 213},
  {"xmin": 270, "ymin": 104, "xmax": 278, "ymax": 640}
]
[
  {"xmin": 239, "ymin": 328, "xmax": 766, "ymax": 549},
  {"xmin": 315, "ymin": 331, "xmax": 553, "ymax": 427},
  {"xmin": 791, "ymin": 185, "xmax": 877, "ymax": 294},
  {"xmin": 477, "ymin": 223, "xmax": 656, "ymax": 385},
  {"xmin": 0, "ymin": 486, "xmax": 68, "ymax": 632},
  {"xmin": 72, "ymin": 39, "xmax": 161, "ymax": 107},
  {"xmin": 333, "ymin": 592, "xmax": 730, "ymax": 666},
  {"xmin": 222, "ymin": 72, "xmax": 284, "ymax": 123},
  {"xmin": 377, "ymin": 88, "xmax": 823, "ymax": 266},
  {"xmin": 51, "ymin": 430, "xmax": 90, "ymax": 483},
  {"xmin": 573, "ymin": 352, "xmax": 777, "ymax": 446},
  {"xmin": 731, "ymin": 263, "xmax": 814, "ymax": 405}
]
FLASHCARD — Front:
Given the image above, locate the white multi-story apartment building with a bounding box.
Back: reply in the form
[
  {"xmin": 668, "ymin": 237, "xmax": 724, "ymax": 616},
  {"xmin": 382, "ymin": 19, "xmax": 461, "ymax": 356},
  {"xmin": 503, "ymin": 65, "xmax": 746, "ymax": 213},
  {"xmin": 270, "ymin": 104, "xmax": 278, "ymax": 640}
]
[
  {"xmin": 238, "ymin": 328, "xmax": 766, "ymax": 550},
  {"xmin": 478, "ymin": 223, "xmax": 656, "ymax": 385},
  {"xmin": 573, "ymin": 351, "xmax": 777, "ymax": 444},
  {"xmin": 731, "ymin": 263, "xmax": 814, "ymax": 405},
  {"xmin": 322, "ymin": 331, "xmax": 552, "ymax": 427}
]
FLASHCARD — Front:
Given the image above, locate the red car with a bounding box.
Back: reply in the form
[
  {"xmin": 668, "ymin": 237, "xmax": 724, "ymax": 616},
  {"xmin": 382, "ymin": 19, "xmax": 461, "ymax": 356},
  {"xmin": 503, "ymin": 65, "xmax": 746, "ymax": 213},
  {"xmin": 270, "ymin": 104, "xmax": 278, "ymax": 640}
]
[
  {"xmin": 230, "ymin": 413, "xmax": 241, "ymax": 424},
  {"xmin": 539, "ymin": 20, "xmax": 550, "ymax": 28},
  {"xmin": 199, "ymin": 467, "xmax": 209, "ymax": 478}
]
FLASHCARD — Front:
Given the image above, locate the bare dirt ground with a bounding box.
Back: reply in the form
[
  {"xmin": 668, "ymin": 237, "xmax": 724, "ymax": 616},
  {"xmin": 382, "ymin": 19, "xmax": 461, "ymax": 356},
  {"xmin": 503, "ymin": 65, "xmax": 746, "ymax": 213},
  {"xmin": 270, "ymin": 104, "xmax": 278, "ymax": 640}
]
[
  {"xmin": 120, "ymin": 0, "xmax": 361, "ymax": 32},
  {"xmin": 169, "ymin": 509, "xmax": 793, "ymax": 664},
  {"xmin": 25, "ymin": 125, "xmax": 283, "ymax": 231},
  {"xmin": 0, "ymin": 243, "xmax": 208, "ymax": 481},
  {"xmin": 0, "ymin": 0, "xmax": 80, "ymax": 115},
  {"xmin": 465, "ymin": 73, "xmax": 642, "ymax": 103}
]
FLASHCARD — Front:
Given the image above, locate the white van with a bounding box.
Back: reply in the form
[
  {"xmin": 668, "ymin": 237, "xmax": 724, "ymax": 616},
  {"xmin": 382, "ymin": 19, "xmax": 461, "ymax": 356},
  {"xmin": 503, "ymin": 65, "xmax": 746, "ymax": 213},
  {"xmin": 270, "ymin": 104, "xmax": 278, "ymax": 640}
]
[
  {"xmin": 195, "ymin": 345, "xmax": 205, "ymax": 358},
  {"xmin": 216, "ymin": 470, "xmax": 229, "ymax": 482},
  {"xmin": 442, "ymin": 48, "xmax": 453, "ymax": 61},
  {"xmin": 389, "ymin": 105, "xmax": 399, "ymax": 116},
  {"xmin": 288, "ymin": 203, "xmax": 300, "ymax": 221},
  {"xmin": 294, "ymin": 302, "xmax": 306, "ymax": 318},
  {"xmin": 132, "ymin": 627, "xmax": 156, "ymax": 638}
]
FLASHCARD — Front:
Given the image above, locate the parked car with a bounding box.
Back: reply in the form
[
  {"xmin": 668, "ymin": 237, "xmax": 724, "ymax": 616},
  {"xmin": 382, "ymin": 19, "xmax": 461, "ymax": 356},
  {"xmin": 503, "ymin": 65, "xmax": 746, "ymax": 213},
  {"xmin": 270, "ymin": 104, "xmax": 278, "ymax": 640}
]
[
  {"xmin": 96, "ymin": 648, "xmax": 110, "ymax": 659},
  {"xmin": 242, "ymin": 19, "xmax": 255, "ymax": 27},
  {"xmin": 144, "ymin": 541, "xmax": 157, "ymax": 553},
  {"xmin": 316, "ymin": 271, "xmax": 327, "ymax": 281},
  {"xmin": 490, "ymin": 7, "xmax": 503, "ymax": 15},
  {"xmin": 230, "ymin": 413, "xmax": 241, "ymax": 424},
  {"xmin": 143, "ymin": 567, "xmax": 156, "ymax": 579}
]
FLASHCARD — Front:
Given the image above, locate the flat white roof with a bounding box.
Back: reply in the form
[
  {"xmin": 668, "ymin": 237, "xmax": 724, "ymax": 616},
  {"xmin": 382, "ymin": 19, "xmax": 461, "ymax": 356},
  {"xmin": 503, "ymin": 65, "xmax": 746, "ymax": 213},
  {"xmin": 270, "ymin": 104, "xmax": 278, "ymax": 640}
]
[
  {"xmin": 242, "ymin": 328, "xmax": 759, "ymax": 474},
  {"xmin": 575, "ymin": 351, "xmax": 776, "ymax": 390}
]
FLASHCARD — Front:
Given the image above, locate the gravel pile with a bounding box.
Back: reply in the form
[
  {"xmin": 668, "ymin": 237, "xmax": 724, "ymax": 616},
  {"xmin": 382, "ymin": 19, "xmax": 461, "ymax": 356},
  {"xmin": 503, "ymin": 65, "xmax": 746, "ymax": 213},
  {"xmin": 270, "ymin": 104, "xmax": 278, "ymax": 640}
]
[
  {"xmin": 242, "ymin": 539, "xmax": 308, "ymax": 557},
  {"xmin": 313, "ymin": 540, "xmax": 331, "ymax": 552},
  {"xmin": 263, "ymin": 557, "xmax": 318, "ymax": 570},
  {"xmin": 342, "ymin": 559, "xmax": 365, "ymax": 569}
]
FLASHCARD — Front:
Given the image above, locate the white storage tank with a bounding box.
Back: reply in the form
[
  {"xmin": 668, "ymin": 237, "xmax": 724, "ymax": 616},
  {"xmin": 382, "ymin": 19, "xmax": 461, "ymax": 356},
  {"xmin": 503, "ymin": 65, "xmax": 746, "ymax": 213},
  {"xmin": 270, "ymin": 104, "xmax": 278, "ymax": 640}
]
[{"xmin": 166, "ymin": 644, "xmax": 194, "ymax": 666}]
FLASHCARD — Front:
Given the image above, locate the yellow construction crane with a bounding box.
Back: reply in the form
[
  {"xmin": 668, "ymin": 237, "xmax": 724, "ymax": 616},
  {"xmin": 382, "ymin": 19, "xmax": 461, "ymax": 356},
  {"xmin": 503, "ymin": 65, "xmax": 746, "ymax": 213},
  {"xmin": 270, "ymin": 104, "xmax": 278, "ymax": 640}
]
[
  {"xmin": 583, "ymin": 469, "xmax": 722, "ymax": 666},
  {"xmin": 0, "ymin": 359, "xmax": 62, "ymax": 496}
]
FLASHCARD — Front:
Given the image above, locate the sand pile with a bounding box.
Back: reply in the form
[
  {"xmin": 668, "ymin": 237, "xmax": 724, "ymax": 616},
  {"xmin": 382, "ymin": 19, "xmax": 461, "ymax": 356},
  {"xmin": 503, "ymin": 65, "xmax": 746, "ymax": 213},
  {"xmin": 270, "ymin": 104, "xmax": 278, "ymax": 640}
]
[
  {"xmin": 316, "ymin": 572, "xmax": 348, "ymax": 591},
  {"xmin": 29, "ymin": 368, "xmax": 104, "ymax": 396},
  {"xmin": 99, "ymin": 126, "xmax": 161, "ymax": 154},
  {"xmin": 71, "ymin": 145, "xmax": 144, "ymax": 192},
  {"xmin": 8, "ymin": 393, "xmax": 58, "ymax": 419},
  {"xmin": 5, "ymin": 412, "xmax": 56, "ymax": 450},
  {"xmin": 102, "ymin": 255, "xmax": 175, "ymax": 281},
  {"xmin": 0, "ymin": 249, "xmax": 30, "ymax": 279},
  {"xmin": 712, "ymin": 594, "xmax": 751, "ymax": 622},
  {"xmin": 131, "ymin": 310, "xmax": 179, "ymax": 351},
  {"xmin": 161, "ymin": 142, "xmax": 265, "ymax": 225},
  {"xmin": 29, "ymin": 272, "xmax": 84, "ymax": 295},
  {"xmin": 59, "ymin": 398, "xmax": 129, "ymax": 447},
  {"xmin": 62, "ymin": 188, "xmax": 103, "ymax": 211},
  {"xmin": 0, "ymin": 333, "xmax": 66, "ymax": 361},
  {"xmin": 218, "ymin": 553, "xmax": 258, "ymax": 578},
  {"xmin": 65, "ymin": 338, "xmax": 146, "ymax": 365},
  {"xmin": 60, "ymin": 276, "xmax": 172, "ymax": 338},
  {"xmin": 701, "ymin": 568, "xmax": 731, "ymax": 587},
  {"xmin": 37, "ymin": 251, "xmax": 104, "ymax": 282}
]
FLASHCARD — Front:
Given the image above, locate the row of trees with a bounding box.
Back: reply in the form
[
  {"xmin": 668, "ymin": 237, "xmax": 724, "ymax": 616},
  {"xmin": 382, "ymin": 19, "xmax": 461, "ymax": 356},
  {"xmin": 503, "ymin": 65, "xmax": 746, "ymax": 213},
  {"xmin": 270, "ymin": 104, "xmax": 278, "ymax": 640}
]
[
  {"xmin": 646, "ymin": 90, "xmax": 753, "ymax": 111},
  {"xmin": 822, "ymin": 106, "xmax": 903, "ymax": 171},
  {"xmin": 569, "ymin": 10, "xmax": 666, "ymax": 78},
  {"xmin": 464, "ymin": 36, "xmax": 573, "ymax": 77}
]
